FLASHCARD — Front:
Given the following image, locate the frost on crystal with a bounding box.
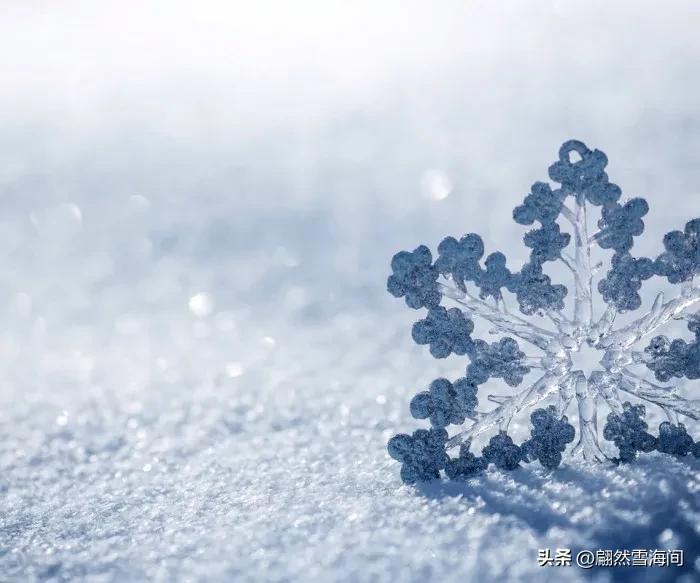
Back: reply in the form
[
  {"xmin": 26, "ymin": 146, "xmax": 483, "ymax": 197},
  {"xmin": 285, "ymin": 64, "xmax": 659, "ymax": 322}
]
[
  {"xmin": 521, "ymin": 406, "xmax": 576, "ymax": 469},
  {"xmin": 386, "ymin": 140, "xmax": 700, "ymax": 483}
]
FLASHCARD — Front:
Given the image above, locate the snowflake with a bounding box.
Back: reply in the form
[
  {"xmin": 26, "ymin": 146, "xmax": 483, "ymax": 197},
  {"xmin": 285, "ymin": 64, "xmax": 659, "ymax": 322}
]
[{"xmin": 387, "ymin": 140, "xmax": 700, "ymax": 483}]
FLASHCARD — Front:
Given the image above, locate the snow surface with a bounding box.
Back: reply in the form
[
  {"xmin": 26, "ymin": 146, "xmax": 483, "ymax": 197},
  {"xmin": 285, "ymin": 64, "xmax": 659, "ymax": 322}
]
[{"xmin": 1, "ymin": 1, "xmax": 700, "ymax": 581}]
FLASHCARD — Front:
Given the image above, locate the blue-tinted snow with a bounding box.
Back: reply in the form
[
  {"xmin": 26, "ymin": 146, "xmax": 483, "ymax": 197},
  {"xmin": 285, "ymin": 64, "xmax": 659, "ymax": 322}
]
[{"xmin": 1, "ymin": 2, "xmax": 699, "ymax": 581}]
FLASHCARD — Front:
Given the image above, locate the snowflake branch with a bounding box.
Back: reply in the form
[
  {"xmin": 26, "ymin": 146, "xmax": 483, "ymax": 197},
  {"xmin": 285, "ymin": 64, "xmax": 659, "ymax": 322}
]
[
  {"xmin": 559, "ymin": 253, "xmax": 588, "ymax": 307},
  {"xmin": 445, "ymin": 373, "xmax": 564, "ymax": 450},
  {"xmin": 599, "ymin": 286, "xmax": 700, "ymax": 349},
  {"xmin": 555, "ymin": 371, "xmax": 576, "ymax": 417},
  {"xmin": 560, "ymin": 203, "xmax": 577, "ymax": 225},
  {"xmin": 587, "ymin": 230, "xmax": 602, "ymax": 245},
  {"xmin": 522, "ymin": 356, "xmax": 545, "ymax": 368},
  {"xmin": 617, "ymin": 368, "xmax": 700, "ymax": 420},
  {"xmin": 560, "ymin": 253, "xmax": 577, "ymax": 275},
  {"xmin": 588, "ymin": 371, "xmax": 624, "ymax": 415},
  {"xmin": 629, "ymin": 350, "xmax": 651, "ymax": 365},
  {"xmin": 570, "ymin": 371, "xmax": 609, "ymax": 462},
  {"xmin": 592, "ymin": 304, "xmax": 617, "ymax": 341},
  {"xmin": 572, "ymin": 198, "xmax": 594, "ymax": 328},
  {"xmin": 439, "ymin": 281, "xmax": 556, "ymax": 351},
  {"xmin": 545, "ymin": 309, "xmax": 573, "ymax": 336}
]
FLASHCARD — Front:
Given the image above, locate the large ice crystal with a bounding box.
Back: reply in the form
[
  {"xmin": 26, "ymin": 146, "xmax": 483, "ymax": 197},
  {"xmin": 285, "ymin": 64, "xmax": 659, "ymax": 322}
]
[{"xmin": 387, "ymin": 140, "xmax": 700, "ymax": 482}]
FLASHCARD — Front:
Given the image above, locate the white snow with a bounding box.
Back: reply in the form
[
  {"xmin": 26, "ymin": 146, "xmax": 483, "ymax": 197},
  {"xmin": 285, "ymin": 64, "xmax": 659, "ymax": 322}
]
[{"xmin": 1, "ymin": 2, "xmax": 700, "ymax": 582}]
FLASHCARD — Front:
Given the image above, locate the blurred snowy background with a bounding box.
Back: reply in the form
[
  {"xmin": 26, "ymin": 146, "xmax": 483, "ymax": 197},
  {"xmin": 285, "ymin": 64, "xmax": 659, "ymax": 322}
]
[{"xmin": 1, "ymin": 1, "xmax": 699, "ymax": 581}]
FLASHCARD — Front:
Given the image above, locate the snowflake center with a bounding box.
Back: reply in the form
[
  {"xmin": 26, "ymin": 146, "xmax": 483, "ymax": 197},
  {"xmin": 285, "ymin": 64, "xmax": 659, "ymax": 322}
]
[{"xmin": 567, "ymin": 339, "xmax": 603, "ymax": 378}]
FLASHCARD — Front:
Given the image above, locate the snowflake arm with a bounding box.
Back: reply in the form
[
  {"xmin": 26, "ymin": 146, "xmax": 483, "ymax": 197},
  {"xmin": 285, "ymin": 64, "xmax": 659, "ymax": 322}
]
[
  {"xmin": 513, "ymin": 181, "xmax": 565, "ymax": 226},
  {"xmin": 387, "ymin": 245, "xmax": 441, "ymax": 309},
  {"xmin": 599, "ymin": 288, "xmax": 700, "ymax": 350},
  {"xmin": 602, "ymin": 402, "xmax": 657, "ymax": 463},
  {"xmin": 656, "ymin": 422, "xmax": 695, "ymax": 455},
  {"xmin": 510, "ymin": 261, "xmax": 568, "ymax": 318},
  {"xmin": 570, "ymin": 196, "xmax": 594, "ymax": 327},
  {"xmin": 387, "ymin": 428, "xmax": 449, "ymax": 484},
  {"xmin": 467, "ymin": 337, "xmax": 532, "ymax": 387},
  {"xmin": 409, "ymin": 377, "xmax": 478, "ymax": 428},
  {"xmin": 524, "ymin": 223, "xmax": 571, "ymax": 263},
  {"xmin": 434, "ymin": 234, "xmax": 484, "ymax": 290},
  {"xmin": 598, "ymin": 253, "xmax": 655, "ymax": 313},
  {"xmin": 411, "ymin": 307, "xmax": 475, "ymax": 358},
  {"xmin": 521, "ymin": 406, "xmax": 576, "ymax": 469},
  {"xmin": 547, "ymin": 140, "xmax": 621, "ymax": 207},
  {"xmin": 616, "ymin": 368, "xmax": 700, "ymax": 420},
  {"xmin": 445, "ymin": 372, "xmax": 565, "ymax": 450},
  {"xmin": 642, "ymin": 336, "xmax": 693, "ymax": 382},
  {"xmin": 654, "ymin": 219, "xmax": 700, "ymax": 284},
  {"xmin": 482, "ymin": 432, "xmax": 523, "ymax": 470},
  {"xmin": 445, "ymin": 442, "xmax": 487, "ymax": 480},
  {"xmin": 554, "ymin": 371, "xmax": 577, "ymax": 417},
  {"xmin": 594, "ymin": 198, "xmax": 649, "ymax": 253},
  {"xmin": 598, "ymin": 218, "xmax": 700, "ymax": 347},
  {"xmin": 440, "ymin": 280, "xmax": 556, "ymax": 351},
  {"xmin": 589, "ymin": 370, "xmax": 624, "ymax": 415}
]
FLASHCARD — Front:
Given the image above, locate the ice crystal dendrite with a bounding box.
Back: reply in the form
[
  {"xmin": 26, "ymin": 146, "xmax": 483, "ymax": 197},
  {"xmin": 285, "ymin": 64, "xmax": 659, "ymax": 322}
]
[{"xmin": 387, "ymin": 140, "xmax": 700, "ymax": 483}]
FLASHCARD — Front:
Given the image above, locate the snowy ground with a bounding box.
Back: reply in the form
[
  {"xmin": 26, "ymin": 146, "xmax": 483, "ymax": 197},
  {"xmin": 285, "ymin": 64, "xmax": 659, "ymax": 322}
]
[{"xmin": 1, "ymin": 2, "xmax": 700, "ymax": 582}]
